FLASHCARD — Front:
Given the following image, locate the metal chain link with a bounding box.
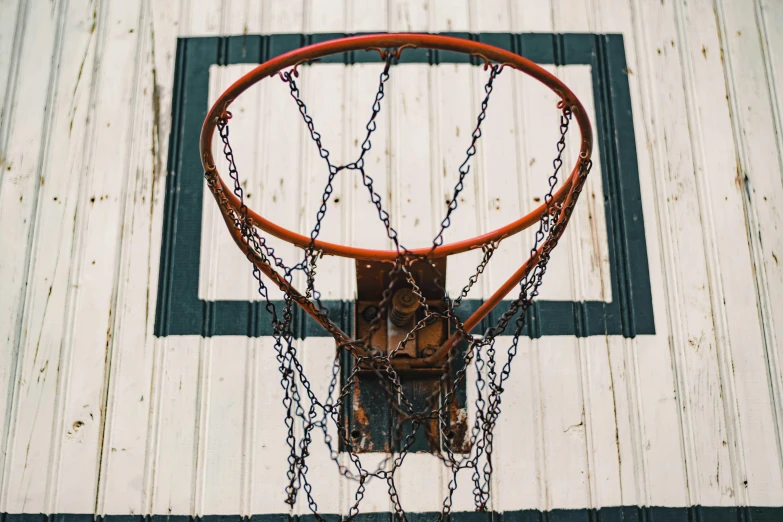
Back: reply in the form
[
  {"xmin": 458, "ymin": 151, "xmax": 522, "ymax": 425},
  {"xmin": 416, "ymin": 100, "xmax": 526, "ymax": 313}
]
[
  {"xmin": 431, "ymin": 64, "xmax": 503, "ymax": 251},
  {"xmin": 207, "ymin": 50, "xmax": 590, "ymax": 519}
]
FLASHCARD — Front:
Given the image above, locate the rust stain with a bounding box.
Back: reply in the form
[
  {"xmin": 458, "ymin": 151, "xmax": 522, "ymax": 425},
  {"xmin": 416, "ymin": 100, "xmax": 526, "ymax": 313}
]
[
  {"xmin": 145, "ymin": 14, "xmax": 163, "ymax": 337},
  {"xmin": 586, "ymin": 189, "xmax": 607, "ymax": 297},
  {"xmin": 150, "ymin": 20, "xmax": 163, "ymax": 183},
  {"xmin": 734, "ymin": 162, "xmax": 747, "ymax": 191},
  {"xmin": 448, "ymin": 401, "xmax": 469, "ymax": 453},
  {"xmin": 352, "ymin": 385, "xmax": 369, "ymax": 425},
  {"xmin": 351, "ymin": 384, "xmax": 372, "ymax": 451},
  {"xmin": 105, "ymin": 306, "xmax": 113, "ymax": 353}
]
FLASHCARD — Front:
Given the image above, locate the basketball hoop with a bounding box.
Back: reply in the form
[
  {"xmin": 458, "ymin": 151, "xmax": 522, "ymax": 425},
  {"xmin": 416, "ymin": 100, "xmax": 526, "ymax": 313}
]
[{"xmin": 201, "ymin": 33, "xmax": 592, "ymax": 519}]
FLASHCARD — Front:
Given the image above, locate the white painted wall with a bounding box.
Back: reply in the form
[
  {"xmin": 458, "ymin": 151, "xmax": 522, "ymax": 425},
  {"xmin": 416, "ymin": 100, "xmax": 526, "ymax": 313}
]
[{"xmin": 0, "ymin": 0, "xmax": 781, "ymax": 517}]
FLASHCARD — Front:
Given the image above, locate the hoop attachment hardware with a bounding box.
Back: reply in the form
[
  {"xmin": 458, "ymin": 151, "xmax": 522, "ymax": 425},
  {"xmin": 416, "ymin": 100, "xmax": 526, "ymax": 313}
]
[{"xmin": 199, "ymin": 33, "xmax": 594, "ymax": 516}]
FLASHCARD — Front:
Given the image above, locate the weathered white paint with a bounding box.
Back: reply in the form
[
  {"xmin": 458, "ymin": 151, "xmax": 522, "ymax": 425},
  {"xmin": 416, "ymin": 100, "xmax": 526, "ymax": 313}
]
[{"xmin": 1, "ymin": 0, "xmax": 782, "ymax": 517}]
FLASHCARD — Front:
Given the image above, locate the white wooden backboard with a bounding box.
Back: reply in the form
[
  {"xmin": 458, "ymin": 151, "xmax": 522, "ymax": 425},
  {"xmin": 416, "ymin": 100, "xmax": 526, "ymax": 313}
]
[{"xmin": 1, "ymin": 0, "xmax": 782, "ymax": 520}]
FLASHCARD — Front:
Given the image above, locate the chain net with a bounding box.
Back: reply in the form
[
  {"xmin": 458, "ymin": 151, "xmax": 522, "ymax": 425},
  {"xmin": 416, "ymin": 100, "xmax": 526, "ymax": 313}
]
[{"xmin": 204, "ymin": 50, "xmax": 592, "ymax": 520}]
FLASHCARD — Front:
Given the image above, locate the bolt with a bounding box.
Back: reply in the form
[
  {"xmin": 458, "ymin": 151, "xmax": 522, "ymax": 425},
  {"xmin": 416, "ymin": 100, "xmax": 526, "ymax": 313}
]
[
  {"xmin": 390, "ymin": 288, "xmax": 419, "ymax": 326},
  {"xmin": 421, "ymin": 345, "xmax": 437, "ymax": 357},
  {"xmin": 362, "ymin": 305, "xmax": 379, "ymax": 323}
]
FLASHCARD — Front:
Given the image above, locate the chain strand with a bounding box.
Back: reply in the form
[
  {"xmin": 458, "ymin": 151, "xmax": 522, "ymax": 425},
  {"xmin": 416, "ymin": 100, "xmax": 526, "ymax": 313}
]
[{"xmin": 205, "ymin": 51, "xmax": 590, "ymax": 518}]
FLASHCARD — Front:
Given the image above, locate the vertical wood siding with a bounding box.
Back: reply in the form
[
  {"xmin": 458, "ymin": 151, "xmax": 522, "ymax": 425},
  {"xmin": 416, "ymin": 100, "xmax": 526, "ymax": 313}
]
[{"xmin": 0, "ymin": 0, "xmax": 781, "ymax": 517}]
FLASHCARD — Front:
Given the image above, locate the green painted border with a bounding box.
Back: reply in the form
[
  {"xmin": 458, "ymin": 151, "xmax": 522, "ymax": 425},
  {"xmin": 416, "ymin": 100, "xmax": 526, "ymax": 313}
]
[
  {"xmin": 4, "ymin": 506, "xmax": 782, "ymax": 522},
  {"xmin": 154, "ymin": 33, "xmax": 654, "ymax": 339}
]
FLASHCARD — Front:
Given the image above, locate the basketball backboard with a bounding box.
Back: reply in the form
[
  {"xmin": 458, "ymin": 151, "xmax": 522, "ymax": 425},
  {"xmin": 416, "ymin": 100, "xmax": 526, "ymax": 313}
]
[{"xmin": 0, "ymin": 0, "xmax": 782, "ymax": 519}]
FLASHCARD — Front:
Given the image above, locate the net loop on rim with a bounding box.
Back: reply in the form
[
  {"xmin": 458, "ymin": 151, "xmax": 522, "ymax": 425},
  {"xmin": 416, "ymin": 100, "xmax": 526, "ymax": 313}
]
[{"xmin": 200, "ymin": 33, "xmax": 593, "ymax": 520}]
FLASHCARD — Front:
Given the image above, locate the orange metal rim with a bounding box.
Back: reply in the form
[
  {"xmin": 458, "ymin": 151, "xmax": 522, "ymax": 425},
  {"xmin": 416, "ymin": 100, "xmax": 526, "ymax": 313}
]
[{"xmin": 200, "ymin": 33, "xmax": 593, "ymax": 261}]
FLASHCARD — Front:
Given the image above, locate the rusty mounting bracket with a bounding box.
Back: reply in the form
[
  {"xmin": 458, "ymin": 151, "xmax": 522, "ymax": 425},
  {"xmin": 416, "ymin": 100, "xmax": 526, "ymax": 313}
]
[{"xmin": 345, "ymin": 258, "xmax": 469, "ymax": 454}]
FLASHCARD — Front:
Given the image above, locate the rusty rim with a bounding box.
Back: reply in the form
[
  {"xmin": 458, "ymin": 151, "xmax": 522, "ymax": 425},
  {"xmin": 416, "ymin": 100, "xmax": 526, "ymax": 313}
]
[
  {"xmin": 201, "ymin": 33, "xmax": 593, "ymax": 361},
  {"xmin": 201, "ymin": 33, "xmax": 593, "ymax": 261}
]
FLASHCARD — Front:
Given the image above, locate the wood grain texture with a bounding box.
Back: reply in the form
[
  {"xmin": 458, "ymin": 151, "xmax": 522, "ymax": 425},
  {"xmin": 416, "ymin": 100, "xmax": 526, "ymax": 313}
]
[{"xmin": 0, "ymin": 0, "xmax": 782, "ymax": 516}]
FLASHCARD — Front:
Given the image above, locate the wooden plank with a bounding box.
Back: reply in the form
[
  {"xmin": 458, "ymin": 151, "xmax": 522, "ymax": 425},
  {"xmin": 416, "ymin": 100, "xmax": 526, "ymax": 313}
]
[
  {"xmin": 431, "ymin": 0, "xmax": 480, "ymax": 300},
  {"xmin": 432, "ymin": 0, "xmax": 470, "ymax": 32},
  {"xmin": 479, "ymin": 337, "xmax": 542, "ymax": 512},
  {"xmin": 149, "ymin": 336, "xmax": 201, "ymax": 515},
  {"xmin": 389, "ymin": 0, "xmax": 430, "ymax": 33},
  {"xmin": 302, "ymin": 0, "xmax": 349, "ymax": 301},
  {"xmin": 292, "ymin": 338, "xmax": 345, "ymax": 515},
  {"xmin": 191, "ymin": 1, "xmax": 264, "ymax": 517},
  {"xmin": 200, "ymin": 62, "xmax": 260, "ymax": 304},
  {"xmin": 348, "ymin": 0, "xmax": 387, "ymax": 33},
  {"xmin": 307, "ymin": 0, "xmax": 346, "ymax": 34},
  {"xmin": 435, "ymin": 56, "xmax": 484, "ymax": 299},
  {"xmin": 350, "ymin": 2, "xmax": 394, "ymax": 254},
  {"xmin": 602, "ymin": 0, "xmax": 729, "ymax": 509},
  {"xmin": 514, "ymin": 3, "xmax": 592, "ymax": 512},
  {"xmin": 756, "ymin": 0, "xmax": 783, "ymax": 496},
  {"xmin": 265, "ymin": 0, "xmax": 305, "ymax": 35},
  {"xmin": 554, "ymin": 20, "xmax": 621, "ymax": 511},
  {"xmin": 346, "ymin": 0, "xmax": 391, "ymax": 277},
  {"xmin": 98, "ymin": 0, "xmax": 184, "ymax": 515},
  {"xmin": 250, "ymin": 337, "xmax": 292, "ymax": 515},
  {"xmin": 559, "ymin": 61, "xmax": 621, "ymax": 518},
  {"xmin": 0, "ymin": 0, "xmax": 100, "ymax": 513},
  {"xmin": 194, "ymin": 0, "xmax": 264, "ymax": 305},
  {"xmin": 554, "ymin": 0, "xmax": 629, "ymax": 512},
  {"xmin": 636, "ymin": 0, "xmax": 731, "ymax": 504},
  {"xmin": 345, "ymin": 62, "xmax": 393, "ymax": 254},
  {"xmin": 202, "ymin": 339, "xmax": 252, "ymax": 515},
  {"xmin": 758, "ymin": 0, "xmax": 783, "ymax": 208},
  {"xmin": 297, "ymin": 60, "xmax": 350, "ymax": 300},
  {"xmin": 236, "ymin": 4, "xmax": 305, "ymax": 299},
  {"xmin": 673, "ymin": 0, "xmax": 772, "ymax": 509},
  {"xmin": 200, "ymin": 68, "xmax": 260, "ymax": 519},
  {"xmin": 470, "ymin": 1, "xmax": 543, "ymax": 513},
  {"xmin": 388, "ymin": 64, "xmax": 434, "ymax": 247},
  {"xmin": 0, "ymin": 0, "xmax": 26, "ymax": 508},
  {"xmin": 0, "ymin": 0, "xmax": 23, "ymax": 132},
  {"xmin": 712, "ymin": 0, "xmax": 783, "ymax": 504},
  {"xmin": 242, "ymin": 2, "xmax": 308, "ymax": 515},
  {"xmin": 588, "ymin": 0, "xmax": 659, "ymax": 510},
  {"xmin": 148, "ymin": 1, "xmax": 226, "ymax": 517},
  {"xmin": 51, "ymin": 0, "xmax": 148, "ymax": 513},
  {"xmin": 603, "ymin": 336, "xmax": 642, "ymax": 507},
  {"xmin": 597, "ymin": 0, "xmax": 690, "ymax": 509}
]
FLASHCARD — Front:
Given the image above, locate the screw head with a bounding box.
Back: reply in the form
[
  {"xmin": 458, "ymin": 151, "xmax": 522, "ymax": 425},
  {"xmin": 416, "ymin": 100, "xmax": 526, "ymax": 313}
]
[
  {"xmin": 361, "ymin": 305, "xmax": 379, "ymax": 322},
  {"xmin": 421, "ymin": 345, "xmax": 437, "ymax": 357}
]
